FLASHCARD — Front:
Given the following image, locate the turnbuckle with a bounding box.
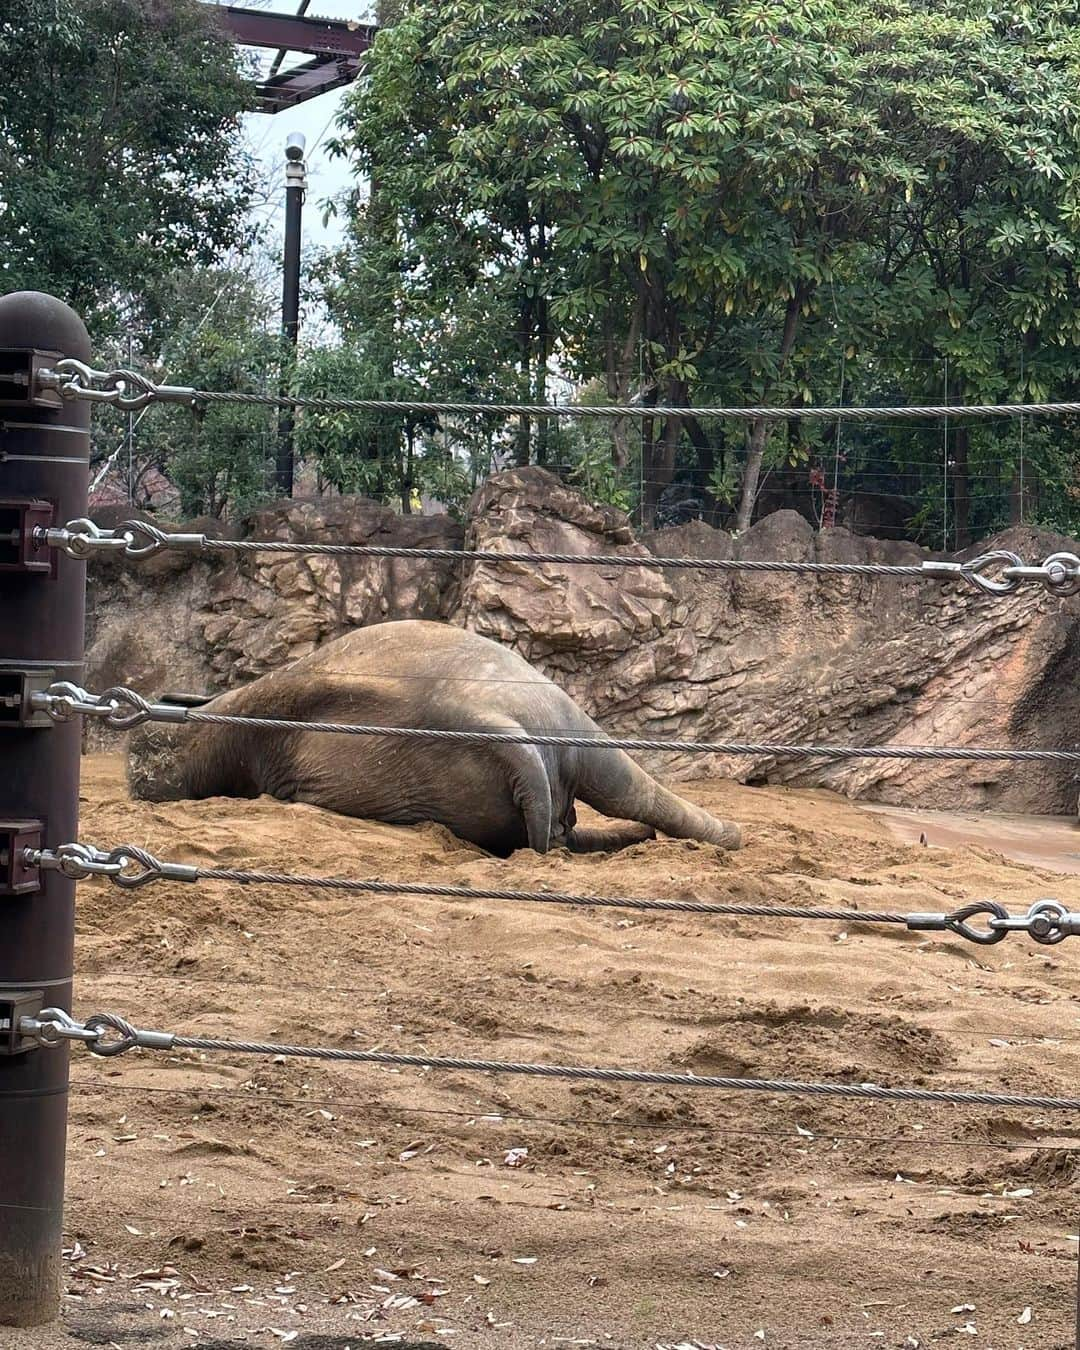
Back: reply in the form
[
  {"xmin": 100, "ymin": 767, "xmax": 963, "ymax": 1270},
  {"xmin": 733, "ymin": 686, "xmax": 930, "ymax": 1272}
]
[
  {"xmin": 922, "ymin": 549, "xmax": 1080, "ymax": 597},
  {"xmin": 27, "ymin": 843, "xmax": 126, "ymax": 882},
  {"xmin": 38, "ymin": 360, "xmax": 197, "ymax": 413},
  {"xmin": 21, "ymin": 1008, "xmax": 175, "ymax": 1056},
  {"xmin": 909, "ymin": 898, "xmax": 1080, "ymax": 945},
  {"xmin": 27, "ymin": 842, "xmax": 198, "ymax": 889},
  {"xmin": 20, "ymin": 1007, "xmax": 103, "ymax": 1046},
  {"xmin": 36, "ymin": 517, "xmax": 207, "ymax": 561},
  {"xmin": 989, "ymin": 898, "xmax": 1080, "ymax": 945},
  {"xmin": 30, "ymin": 682, "xmax": 188, "ymax": 730}
]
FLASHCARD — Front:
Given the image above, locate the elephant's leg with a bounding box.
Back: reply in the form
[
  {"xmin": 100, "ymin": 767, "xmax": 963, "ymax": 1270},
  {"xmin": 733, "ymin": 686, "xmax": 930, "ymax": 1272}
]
[
  {"xmin": 566, "ymin": 822, "xmax": 655, "ymax": 853},
  {"xmin": 577, "ymin": 748, "xmax": 742, "ymax": 850}
]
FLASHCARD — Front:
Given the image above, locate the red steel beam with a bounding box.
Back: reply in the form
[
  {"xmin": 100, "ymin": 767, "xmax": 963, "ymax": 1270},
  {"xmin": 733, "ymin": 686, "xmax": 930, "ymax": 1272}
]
[
  {"xmin": 218, "ymin": 7, "xmax": 375, "ymax": 59},
  {"xmin": 258, "ymin": 56, "xmax": 359, "ymax": 112}
]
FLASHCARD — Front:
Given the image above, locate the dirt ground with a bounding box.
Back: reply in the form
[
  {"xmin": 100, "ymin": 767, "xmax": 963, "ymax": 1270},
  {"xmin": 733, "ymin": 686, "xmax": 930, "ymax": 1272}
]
[{"xmin": 12, "ymin": 755, "xmax": 1080, "ymax": 1350}]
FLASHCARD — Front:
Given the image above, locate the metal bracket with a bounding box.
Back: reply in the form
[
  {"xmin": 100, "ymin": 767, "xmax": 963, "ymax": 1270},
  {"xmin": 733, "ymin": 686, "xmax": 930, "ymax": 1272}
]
[
  {"xmin": 0, "ymin": 499, "xmax": 56, "ymax": 574},
  {"xmin": 0, "ymin": 349, "xmax": 64, "ymax": 409},
  {"xmin": 0, "ymin": 670, "xmax": 57, "ymax": 728},
  {"xmin": 0, "ymin": 821, "xmax": 43, "ymax": 895},
  {"xmin": 0, "ymin": 991, "xmax": 44, "ymax": 1056}
]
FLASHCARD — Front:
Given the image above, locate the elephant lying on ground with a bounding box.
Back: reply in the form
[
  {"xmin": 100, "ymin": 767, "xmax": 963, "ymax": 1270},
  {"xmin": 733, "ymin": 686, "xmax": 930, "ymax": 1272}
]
[{"xmin": 127, "ymin": 620, "xmax": 742, "ymax": 856}]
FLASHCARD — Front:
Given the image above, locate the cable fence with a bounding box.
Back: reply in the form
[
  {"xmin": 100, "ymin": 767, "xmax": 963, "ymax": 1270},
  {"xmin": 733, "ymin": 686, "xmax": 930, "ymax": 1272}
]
[
  {"xmin": 8, "ymin": 307, "xmax": 1080, "ymax": 1338},
  {"xmin": 27, "ymin": 840, "xmax": 1080, "ymax": 947}
]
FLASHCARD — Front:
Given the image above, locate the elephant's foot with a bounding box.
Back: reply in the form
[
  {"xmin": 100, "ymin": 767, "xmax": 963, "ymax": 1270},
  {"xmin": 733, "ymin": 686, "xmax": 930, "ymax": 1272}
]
[{"xmin": 566, "ymin": 822, "xmax": 656, "ymax": 853}]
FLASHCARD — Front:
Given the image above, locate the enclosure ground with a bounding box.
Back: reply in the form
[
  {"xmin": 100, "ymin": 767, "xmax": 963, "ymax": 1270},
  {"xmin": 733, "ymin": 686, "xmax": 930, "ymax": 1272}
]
[{"xmin": 11, "ymin": 755, "xmax": 1080, "ymax": 1348}]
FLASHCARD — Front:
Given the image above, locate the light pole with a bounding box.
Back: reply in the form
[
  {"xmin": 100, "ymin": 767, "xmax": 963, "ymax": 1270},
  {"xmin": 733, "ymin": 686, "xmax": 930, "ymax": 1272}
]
[{"xmin": 276, "ymin": 131, "xmax": 306, "ymax": 497}]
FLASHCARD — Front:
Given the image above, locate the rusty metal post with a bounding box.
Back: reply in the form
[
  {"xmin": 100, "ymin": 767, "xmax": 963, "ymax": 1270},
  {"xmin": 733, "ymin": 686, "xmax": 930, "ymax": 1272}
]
[{"xmin": 0, "ymin": 292, "xmax": 89, "ymax": 1325}]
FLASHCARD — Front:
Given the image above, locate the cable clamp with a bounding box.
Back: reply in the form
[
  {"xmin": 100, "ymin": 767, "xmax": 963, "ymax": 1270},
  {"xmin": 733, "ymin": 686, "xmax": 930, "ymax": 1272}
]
[
  {"xmin": 907, "ymin": 901, "xmax": 1010, "ymax": 944},
  {"xmin": 104, "ymin": 844, "xmax": 199, "ymax": 889},
  {"xmin": 114, "ymin": 519, "xmax": 208, "ymax": 558}
]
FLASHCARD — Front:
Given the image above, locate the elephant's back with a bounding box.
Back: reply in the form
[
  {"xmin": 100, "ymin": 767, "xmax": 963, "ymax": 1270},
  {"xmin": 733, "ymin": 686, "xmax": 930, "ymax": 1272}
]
[
  {"xmin": 296, "ymin": 620, "xmax": 541, "ymax": 680},
  {"xmin": 211, "ymin": 620, "xmax": 589, "ymax": 732}
]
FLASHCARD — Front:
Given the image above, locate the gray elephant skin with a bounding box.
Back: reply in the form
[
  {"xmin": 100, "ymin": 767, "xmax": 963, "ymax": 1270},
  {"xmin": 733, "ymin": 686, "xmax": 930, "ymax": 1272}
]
[{"xmin": 127, "ymin": 620, "xmax": 742, "ymax": 856}]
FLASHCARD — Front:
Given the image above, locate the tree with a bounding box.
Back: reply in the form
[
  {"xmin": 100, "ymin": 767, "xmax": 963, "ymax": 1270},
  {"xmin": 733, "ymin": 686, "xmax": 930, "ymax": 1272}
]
[
  {"xmin": 326, "ymin": 0, "xmax": 1080, "ymax": 532},
  {"xmin": 0, "ymin": 0, "xmax": 254, "ymax": 333},
  {"xmin": 853, "ymin": 2, "xmax": 1080, "ymax": 545}
]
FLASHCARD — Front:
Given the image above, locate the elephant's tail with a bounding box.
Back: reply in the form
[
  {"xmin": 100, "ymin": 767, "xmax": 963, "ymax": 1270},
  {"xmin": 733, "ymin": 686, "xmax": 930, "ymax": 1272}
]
[
  {"xmin": 577, "ymin": 748, "xmax": 742, "ymax": 851},
  {"xmin": 490, "ymin": 737, "xmax": 555, "ymax": 853}
]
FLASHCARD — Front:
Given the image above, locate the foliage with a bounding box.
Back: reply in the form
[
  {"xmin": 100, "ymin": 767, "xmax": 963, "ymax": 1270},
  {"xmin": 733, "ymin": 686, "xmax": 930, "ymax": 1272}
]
[
  {"xmin": 322, "ymin": 0, "xmax": 1080, "ymax": 535},
  {"xmin": 293, "ymin": 343, "xmax": 491, "ymax": 516},
  {"xmin": 92, "ymin": 266, "xmax": 279, "ymax": 517},
  {"xmin": 0, "ymin": 0, "xmax": 254, "ymax": 335}
]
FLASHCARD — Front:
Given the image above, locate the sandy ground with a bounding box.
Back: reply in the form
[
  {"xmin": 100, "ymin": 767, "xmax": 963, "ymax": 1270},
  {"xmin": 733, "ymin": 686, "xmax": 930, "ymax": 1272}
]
[{"xmin": 11, "ymin": 755, "xmax": 1080, "ymax": 1350}]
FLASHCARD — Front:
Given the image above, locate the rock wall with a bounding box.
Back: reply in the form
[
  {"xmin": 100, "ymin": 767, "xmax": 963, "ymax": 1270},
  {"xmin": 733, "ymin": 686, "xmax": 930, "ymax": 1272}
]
[{"xmin": 86, "ymin": 470, "xmax": 1080, "ymax": 816}]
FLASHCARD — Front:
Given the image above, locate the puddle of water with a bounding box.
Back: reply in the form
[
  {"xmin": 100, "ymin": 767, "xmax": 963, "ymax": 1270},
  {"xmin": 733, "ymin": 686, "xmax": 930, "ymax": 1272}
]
[{"xmin": 864, "ymin": 803, "xmax": 1080, "ymax": 876}]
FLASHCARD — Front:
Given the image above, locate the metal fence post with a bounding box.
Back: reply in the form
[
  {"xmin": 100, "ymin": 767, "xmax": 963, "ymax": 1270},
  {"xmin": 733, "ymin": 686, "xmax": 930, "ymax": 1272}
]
[
  {"xmin": 276, "ymin": 131, "xmax": 306, "ymax": 498},
  {"xmin": 0, "ymin": 291, "xmax": 89, "ymax": 1325}
]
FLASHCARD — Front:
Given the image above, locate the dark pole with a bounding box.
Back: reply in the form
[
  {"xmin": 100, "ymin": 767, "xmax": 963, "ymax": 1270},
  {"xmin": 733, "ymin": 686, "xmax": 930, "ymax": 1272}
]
[
  {"xmin": 276, "ymin": 131, "xmax": 306, "ymax": 497},
  {"xmin": 0, "ymin": 291, "xmax": 89, "ymax": 1325}
]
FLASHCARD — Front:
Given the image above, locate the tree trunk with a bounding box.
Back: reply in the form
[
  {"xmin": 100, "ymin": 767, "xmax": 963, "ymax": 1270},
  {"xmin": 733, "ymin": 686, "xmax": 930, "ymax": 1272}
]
[
  {"xmin": 639, "ymin": 414, "xmax": 658, "ymax": 528},
  {"xmin": 735, "ymin": 419, "xmax": 770, "ymax": 533},
  {"xmin": 640, "ymin": 413, "xmax": 681, "ymax": 530},
  {"xmin": 400, "ymin": 423, "xmax": 414, "ymax": 514},
  {"xmin": 733, "ymin": 289, "xmax": 803, "ymax": 533},
  {"xmin": 603, "ymin": 301, "xmax": 643, "ymax": 470},
  {"xmin": 686, "ymin": 415, "xmax": 725, "ymax": 527},
  {"xmin": 952, "ymin": 424, "xmax": 970, "ymax": 548},
  {"xmin": 515, "ymin": 300, "xmax": 531, "ymax": 468}
]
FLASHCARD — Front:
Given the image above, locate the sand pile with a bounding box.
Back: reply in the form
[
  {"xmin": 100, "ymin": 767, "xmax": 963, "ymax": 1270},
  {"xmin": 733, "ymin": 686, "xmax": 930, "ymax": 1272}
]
[{"xmin": 13, "ymin": 756, "xmax": 1080, "ymax": 1348}]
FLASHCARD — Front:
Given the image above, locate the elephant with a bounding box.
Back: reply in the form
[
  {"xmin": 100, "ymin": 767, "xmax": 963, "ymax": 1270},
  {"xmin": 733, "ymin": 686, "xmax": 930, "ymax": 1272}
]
[{"xmin": 127, "ymin": 620, "xmax": 742, "ymax": 856}]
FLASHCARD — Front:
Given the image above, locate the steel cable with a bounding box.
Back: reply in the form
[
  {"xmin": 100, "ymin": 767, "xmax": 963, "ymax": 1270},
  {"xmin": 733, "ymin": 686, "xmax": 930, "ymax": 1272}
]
[
  {"xmin": 42, "ymin": 365, "xmax": 1080, "ymax": 423},
  {"xmin": 176, "ymin": 710, "xmax": 1080, "ymax": 762},
  {"xmin": 197, "ymin": 538, "xmax": 932, "ymax": 575},
  {"xmin": 50, "ymin": 1012, "xmax": 1080, "ymax": 1112},
  {"xmin": 194, "ymin": 390, "xmax": 1080, "ymax": 424},
  {"xmin": 186, "ymin": 866, "xmax": 910, "ymax": 925}
]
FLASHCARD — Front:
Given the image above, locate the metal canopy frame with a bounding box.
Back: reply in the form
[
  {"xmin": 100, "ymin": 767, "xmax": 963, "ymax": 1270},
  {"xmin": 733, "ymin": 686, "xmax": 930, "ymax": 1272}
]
[{"xmin": 217, "ymin": 5, "xmax": 377, "ymax": 113}]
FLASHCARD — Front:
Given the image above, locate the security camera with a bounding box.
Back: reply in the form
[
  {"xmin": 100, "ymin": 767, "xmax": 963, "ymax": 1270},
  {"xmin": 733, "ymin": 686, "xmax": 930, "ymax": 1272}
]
[{"xmin": 285, "ymin": 133, "xmax": 306, "ymax": 162}]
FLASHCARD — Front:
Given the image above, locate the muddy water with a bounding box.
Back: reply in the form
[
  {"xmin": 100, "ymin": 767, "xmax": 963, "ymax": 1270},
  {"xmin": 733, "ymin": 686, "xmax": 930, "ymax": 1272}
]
[{"xmin": 867, "ymin": 800, "xmax": 1080, "ymax": 875}]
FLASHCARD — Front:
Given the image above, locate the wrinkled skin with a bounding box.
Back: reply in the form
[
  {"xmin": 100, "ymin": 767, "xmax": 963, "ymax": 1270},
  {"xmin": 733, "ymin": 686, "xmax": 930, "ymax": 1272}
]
[{"xmin": 127, "ymin": 620, "xmax": 742, "ymax": 856}]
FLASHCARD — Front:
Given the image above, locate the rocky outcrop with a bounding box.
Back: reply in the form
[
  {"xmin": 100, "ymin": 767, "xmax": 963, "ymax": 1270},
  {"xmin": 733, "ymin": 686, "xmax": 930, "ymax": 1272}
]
[
  {"xmin": 85, "ymin": 470, "xmax": 1080, "ymax": 815},
  {"xmin": 85, "ymin": 497, "xmax": 462, "ymax": 697}
]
